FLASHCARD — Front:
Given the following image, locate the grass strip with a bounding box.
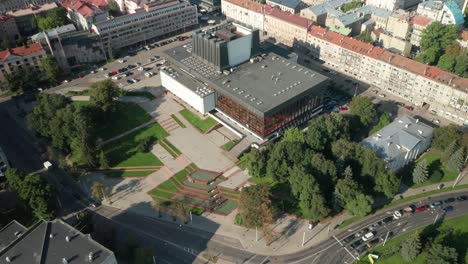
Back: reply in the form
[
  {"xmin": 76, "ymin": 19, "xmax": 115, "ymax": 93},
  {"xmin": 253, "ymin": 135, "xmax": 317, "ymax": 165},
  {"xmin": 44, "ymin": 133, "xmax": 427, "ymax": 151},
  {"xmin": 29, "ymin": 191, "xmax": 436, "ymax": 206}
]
[
  {"xmin": 104, "ymin": 170, "xmax": 155, "ymax": 177},
  {"xmin": 179, "ymin": 109, "xmax": 217, "ymax": 133},
  {"xmin": 171, "ymin": 114, "xmax": 186, "ymax": 128},
  {"xmin": 222, "ymin": 139, "xmax": 239, "ymax": 151}
]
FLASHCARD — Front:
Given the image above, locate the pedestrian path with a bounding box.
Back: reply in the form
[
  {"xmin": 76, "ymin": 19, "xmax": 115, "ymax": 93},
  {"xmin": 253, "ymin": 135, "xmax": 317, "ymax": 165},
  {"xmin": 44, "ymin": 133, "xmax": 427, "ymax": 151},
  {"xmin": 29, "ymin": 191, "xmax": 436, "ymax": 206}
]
[{"xmin": 159, "ymin": 116, "xmax": 180, "ymax": 133}]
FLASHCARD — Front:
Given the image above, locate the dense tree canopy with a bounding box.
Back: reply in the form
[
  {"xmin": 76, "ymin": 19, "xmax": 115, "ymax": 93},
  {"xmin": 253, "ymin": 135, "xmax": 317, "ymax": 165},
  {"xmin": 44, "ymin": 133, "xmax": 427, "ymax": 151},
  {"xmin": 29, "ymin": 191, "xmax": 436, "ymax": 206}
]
[
  {"xmin": 36, "ymin": 7, "xmax": 68, "ymax": 31},
  {"xmin": 238, "ymin": 184, "xmax": 274, "ymax": 228},
  {"xmin": 348, "ymin": 96, "xmax": 376, "ymax": 126},
  {"xmin": 89, "ymin": 79, "xmax": 120, "ymax": 112},
  {"xmin": 400, "ymin": 233, "xmax": 422, "ymax": 261},
  {"xmin": 240, "ymin": 148, "xmax": 267, "ymax": 178},
  {"xmin": 432, "ymin": 125, "xmax": 462, "ymax": 151},
  {"xmin": 2, "ymin": 66, "xmax": 39, "ymax": 93},
  {"xmin": 41, "ymin": 56, "xmax": 61, "ymax": 82}
]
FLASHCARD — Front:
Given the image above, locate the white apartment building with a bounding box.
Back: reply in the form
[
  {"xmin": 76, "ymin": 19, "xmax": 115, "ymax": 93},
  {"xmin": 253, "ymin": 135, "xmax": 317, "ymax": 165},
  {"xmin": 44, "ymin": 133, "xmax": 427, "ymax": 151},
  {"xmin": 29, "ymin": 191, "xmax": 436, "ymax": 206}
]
[
  {"xmin": 366, "ymin": 0, "xmax": 422, "ymax": 11},
  {"xmin": 416, "ymin": 0, "xmax": 464, "ymax": 26},
  {"xmin": 303, "ymin": 25, "xmax": 468, "ymax": 125},
  {"xmin": 91, "ymin": 0, "xmax": 197, "ymax": 52},
  {"xmin": 221, "ymin": 0, "xmax": 265, "ymax": 31}
]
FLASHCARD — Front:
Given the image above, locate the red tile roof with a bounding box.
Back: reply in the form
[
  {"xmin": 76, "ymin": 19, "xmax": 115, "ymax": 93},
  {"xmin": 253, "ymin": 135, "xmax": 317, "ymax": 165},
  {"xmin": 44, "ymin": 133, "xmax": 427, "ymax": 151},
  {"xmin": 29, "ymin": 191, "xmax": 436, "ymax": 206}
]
[
  {"xmin": 0, "ymin": 43, "xmax": 44, "ymax": 62},
  {"xmin": 0, "ymin": 14, "xmax": 13, "ymax": 22},
  {"xmin": 264, "ymin": 6, "xmax": 310, "ymax": 28},
  {"xmin": 409, "ymin": 15, "xmax": 432, "ymax": 27},
  {"xmin": 308, "ymin": 25, "xmax": 468, "ymax": 91},
  {"xmin": 60, "ymin": 0, "xmax": 107, "ymax": 18},
  {"xmin": 224, "ymin": 0, "xmax": 264, "ymax": 13}
]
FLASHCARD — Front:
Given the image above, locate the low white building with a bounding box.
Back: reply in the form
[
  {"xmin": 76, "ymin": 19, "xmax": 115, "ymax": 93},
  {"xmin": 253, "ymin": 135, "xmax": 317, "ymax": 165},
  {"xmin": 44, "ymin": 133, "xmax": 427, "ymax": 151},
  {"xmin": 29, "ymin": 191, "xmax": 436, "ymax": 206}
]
[
  {"xmin": 362, "ymin": 115, "xmax": 433, "ymax": 171},
  {"xmin": 160, "ymin": 67, "xmax": 216, "ymax": 114}
]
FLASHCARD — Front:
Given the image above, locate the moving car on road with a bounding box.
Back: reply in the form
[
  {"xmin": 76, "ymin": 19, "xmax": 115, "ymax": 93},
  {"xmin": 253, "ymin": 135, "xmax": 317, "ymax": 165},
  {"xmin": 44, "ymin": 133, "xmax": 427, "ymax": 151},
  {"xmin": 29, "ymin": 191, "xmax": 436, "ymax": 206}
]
[
  {"xmin": 443, "ymin": 197, "xmax": 455, "ymax": 203},
  {"xmin": 457, "ymin": 195, "xmax": 467, "ymax": 201},
  {"xmin": 416, "ymin": 205, "xmax": 429, "ymax": 212},
  {"xmin": 430, "ymin": 201, "xmax": 443, "ymax": 208},
  {"xmin": 362, "ymin": 232, "xmax": 375, "ymax": 242},
  {"xmin": 343, "ymin": 234, "xmax": 355, "ymax": 243},
  {"xmin": 443, "ymin": 206, "xmax": 454, "ymax": 213}
]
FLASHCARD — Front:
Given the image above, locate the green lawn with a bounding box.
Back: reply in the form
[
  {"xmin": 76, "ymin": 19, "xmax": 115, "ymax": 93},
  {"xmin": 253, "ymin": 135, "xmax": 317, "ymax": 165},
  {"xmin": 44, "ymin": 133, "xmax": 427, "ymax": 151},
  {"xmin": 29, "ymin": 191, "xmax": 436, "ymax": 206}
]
[
  {"xmin": 157, "ymin": 179, "xmax": 178, "ymax": 192},
  {"xmin": 179, "ymin": 109, "xmax": 217, "ymax": 133},
  {"xmin": 72, "ymin": 100, "xmax": 92, "ymax": 107},
  {"xmin": 103, "ymin": 123, "xmax": 168, "ymax": 167},
  {"xmin": 67, "ymin": 90, "xmax": 90, "ymax": 96},
  {"xmin": 96, "ymin": 102, "xmax": 152, "ymax": 140},
  {"xmin": 148, "ymin": 188, "xmax": 174, "ymax": 199},
  {"xmin": 215, "ymin": 200, "xmax": 238, "ymax": 214},
  {"xmin": 357, "ymin": 215, "xmax": 468, "ymax": 264},
  {"xmin": 160, "ymin": 139, "xmax": 181, "ymax": 158},
  {"xmin": 171, "ymin": 114, "xmax": 186, "ymax": 128},
  {"xmin": 337, "ymin": 215, "xmax": 364, "ymax": 229},
  {"xmin": 174, "ymin": 169, "xmax": 190, "ymax": 181},
  {"xmin": 104, "ymin": 170, "xmax": 155, "ymax": 177},
  {"xmin": 222, "ymin": 139, "xmax": 239, "ymax": 151}
]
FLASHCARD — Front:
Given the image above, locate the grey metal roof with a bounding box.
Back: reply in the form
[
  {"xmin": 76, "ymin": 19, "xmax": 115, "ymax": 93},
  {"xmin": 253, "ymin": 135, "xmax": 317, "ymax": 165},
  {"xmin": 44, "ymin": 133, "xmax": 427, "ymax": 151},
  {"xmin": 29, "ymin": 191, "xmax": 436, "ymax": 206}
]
[
  {"xmin": 354, "ymin": 5, "xmax": 392, "ymax": 18},
  {"xmin": 31, "ymin": 24, "xmax": 76, "ymax": 42},
  {"xmin": 0, "ymin": 221, "xmax": 26, "ymax": 252},
  {"xmin": 361, "ymin": 115, "xmax": 433, "ymax": 162},
  {"xmin": 0, "ymin": 219, "xmax": 116, "ymax": 264},
  {"xmin": 164, "ymin": 44, "xmax": 328, "ymax": 117},
  {"xmin": 161, "ymin": 65, "xmax": 214, "ymax": 97},
  {"xmin": 267, "ymin": 0, "xmax": 302, "ymax": 9}
]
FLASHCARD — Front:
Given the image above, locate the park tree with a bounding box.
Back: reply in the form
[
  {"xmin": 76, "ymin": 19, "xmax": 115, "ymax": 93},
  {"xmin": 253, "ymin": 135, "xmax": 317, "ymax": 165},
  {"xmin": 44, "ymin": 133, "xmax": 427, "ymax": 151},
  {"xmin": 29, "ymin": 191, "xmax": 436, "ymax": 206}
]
[
  {"xmin": 358, "ymin": 29, "xmax": 372, "ymax": 43},
  {"xmin": 240, "ymin": 148, "xmax": 267, "ymax": 178},
  {"xmin": 48, "ymin": 105, "xmax": 77, "ymax": 151},
  {"xmin": 334, "ymin": 167, "xmax": 360, "ymax": 207},
  {"xmin": 444, "ymin": 42, "xmax": 461, "ymax": 57},
  {"xmin": 426, "ymin": 242, "xmax": 458, "ymax": 264},
  {"xmin": 348, "ymin": 96, "xmax": 376, "ymax": 126},
  {"xmin": 91, "ymin": 182, "xmax": 107, "ymax": 201},
  {"xmin": 41, "ymin": 56, "xmax": 61, "ymax": 82},
  {"xmin": 238, "ymin": 184, "xmax": 274, "ymax": 228},
  {"xmin": 369, "ymin": 112, "xmax": 391, "ymax": 135},
  {"xmin": 28, "ymin": 94, "xmax": 69, "ymax": 138},
  {"xmin": 305, "ymin": 114, "xmax": 350, "ymax": 152},
  {"xmin": 36, "ymin": 7, "xmax": 68, "ymax": 31},
  {"xmin": 441, "ymin": 140, "xmax": 458, "ymax": 164},
  {"xmin": 99, "ymin": 149, "xmax": 110, "ymax": 169},
  {"xmin": 419, "ymin": 22, "xmax": 459, "ymax": 65},
  {"xmin": 454, "ymin": 52, "xmax": 467, "ymax": 77},
  {"xmin": 433, "ymin": 125, "xmax": 462, "ymax": 151},
  {"xmin": 437, "ymin": 54, "xmax": 456, "ymax": 72},
  {"xmin": 448, "ymin": 147, "xmax": 465, "ymax": 172},
  {"xmin": 412, "ymin": 160, "xmax": 429, "ymax": 184},
  {"xmin": 400, "ymin": 233, "xmax": 422, "ymax": 261},
  {"xmin": 266, "ymin": 141, "xmax": 303, "ymax": 182},
  {"xmin": 374, "ymin": 170, "xmax": 399, "ymax": 198},
  {"xmin": 174, "ymin": 202, "xmax": 189, "ymax": 223},
  {"xmin": 299, "ymin": 174, "xmax": 330, "ymax": 220},
  {"xmin": 108, "ymin": 0, "xmax": 120, "ymax": 15},
  {"xmin": 3, "ymin": 66, "xmax": 38, "ymax": 93},
  {"xmin": 345, "ymin": 193, "xmax": 373, "ymax": 217},
  {"xmin": 283, "ymin": 127, "xmax": 305, "ymax": 143},
  {"xmin": 89, "ymin": 79, "xmax": 120, "ymax": 112}
]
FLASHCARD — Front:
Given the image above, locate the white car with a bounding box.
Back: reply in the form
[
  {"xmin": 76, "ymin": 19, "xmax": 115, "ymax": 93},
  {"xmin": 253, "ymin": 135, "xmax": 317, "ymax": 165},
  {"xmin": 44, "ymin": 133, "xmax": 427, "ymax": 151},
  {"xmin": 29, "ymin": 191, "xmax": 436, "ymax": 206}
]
[
  {"xmin": 121, "ymin": 73, "xmax": 128, "ymax": 77},
  {"xmin": 362, "ymin": 232, "xmax": 375, "ymax": 242},
  {"xmin": 393, "ymin": 210, "xmax": 402, "ymax": 220},
  {"xmin": 118, "ymin": 59, "xmax": 126, "ymax": 63},
  {"xmin": 379, "ymin": 94, "xmax": 386, "ymax": 98},
  {"xmin": 111, "ymin": 76, "xmax": 120, "ymax": 80},
  {"xmin": 130, "ymin": 78, "xmax": 139, "ymax": 83},
  {"xmin": 98, "ymin": 67, "xmax": 106, "ymax": 71},
  {"xmin": 138, "ymin": 67, "xmax": 145, "ymax": 71},
  {"xmin": 433, "ymin": 119, "xmax": 440, "ymax": 124},
  {"xmin": 90, "ymin": 70, "xmax": 97, "ymax": 74},
  {"xmin": 144, "ymin": 72, "xmax": 154, "ymax": 77}
]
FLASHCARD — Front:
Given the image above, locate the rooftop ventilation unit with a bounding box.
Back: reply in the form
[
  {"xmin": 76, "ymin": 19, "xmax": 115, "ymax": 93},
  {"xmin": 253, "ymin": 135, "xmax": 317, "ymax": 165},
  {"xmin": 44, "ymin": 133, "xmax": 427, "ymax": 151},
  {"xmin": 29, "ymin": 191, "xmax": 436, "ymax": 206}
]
[
  {"xmin": 233, "ymin": 87, "xmax": 238, "ymax": 91},
  {"xmin": 261, "ymin": 65, "xmax": 267, "ymax": 68},
  {"xmin": 65, "ymin": 236, "xmax": 70, "ymax": 242},
  {"xmin": 62, "ymin": 258, "xmax": 68, "ymax": 264},
  {"xmin": 5, "ymin": 256, "xmax": 11, "ymax": 263},
  {"xmin": 250, "ymin": 97, "xmax": 256, "ymax": 101},
  {"xmin": 257, "ymin": 101, "xmax": 263, "ymax": 105},
  {"xmin": 88, "ymin": 252, "xmax": 94, "ymax": 262}
]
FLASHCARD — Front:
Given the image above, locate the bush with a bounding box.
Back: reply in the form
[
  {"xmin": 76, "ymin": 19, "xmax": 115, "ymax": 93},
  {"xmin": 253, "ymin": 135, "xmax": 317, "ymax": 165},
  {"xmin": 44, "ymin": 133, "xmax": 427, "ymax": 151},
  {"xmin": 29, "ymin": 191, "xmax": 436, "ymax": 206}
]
[
  {"xmin": 380, "ymin": 244, "xmax": 400, "ymax": 258},
  {"xmin": 235, "ymin": 213, "xmax": 244, "ymax": 226},
  {"xmin": 429, "ymin": 170, "xmax": 443, "ymax": 183},
  {"xmin": 138, "ymin": 136, "xmax": 155, "ymax": 153}
]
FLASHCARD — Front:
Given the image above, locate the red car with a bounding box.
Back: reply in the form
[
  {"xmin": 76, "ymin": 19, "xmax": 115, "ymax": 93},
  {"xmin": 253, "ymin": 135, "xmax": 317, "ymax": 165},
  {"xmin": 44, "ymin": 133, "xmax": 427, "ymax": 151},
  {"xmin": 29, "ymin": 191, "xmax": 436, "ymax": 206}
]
[
  {"xmin": 405, "ymin": 106, "xmax": 414, "ymax": 111},
  {"xmin": 416, "ymin": 205, "xmax": 429, "ymax": 212},
  {"xmin": 339, "ymin": 106, "xmax": 349, "ymax": 111}
]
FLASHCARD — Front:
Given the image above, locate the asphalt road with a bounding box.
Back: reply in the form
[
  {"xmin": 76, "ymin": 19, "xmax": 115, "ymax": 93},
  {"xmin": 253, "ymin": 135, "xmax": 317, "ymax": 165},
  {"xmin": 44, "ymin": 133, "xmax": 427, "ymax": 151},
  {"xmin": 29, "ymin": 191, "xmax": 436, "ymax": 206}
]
[{"xmin": 94, "ymin": 190, "xmax": 468, "ymax": 264}]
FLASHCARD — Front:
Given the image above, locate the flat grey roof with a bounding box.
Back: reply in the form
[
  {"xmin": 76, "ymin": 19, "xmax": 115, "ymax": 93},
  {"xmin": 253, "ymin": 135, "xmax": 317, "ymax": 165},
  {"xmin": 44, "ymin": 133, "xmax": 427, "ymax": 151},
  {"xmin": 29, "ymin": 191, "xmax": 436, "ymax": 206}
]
[
  {"xmin": 164, "ymin": 44, "xmax": 328, "ymax": 116},
  {"xmin": 161, "ymin": 66, "xmax": 214, "ymax": 97},
  {"xmin": 267, "ymin": 0, "xmax": 302, "ymax": 9},
  {"xmin": 0, "ymin": 221, "xmax": 26, "ymax": 252},
  {"xmin": 0, "ymin": 219, "xmax": 116, "ymax": 264}
]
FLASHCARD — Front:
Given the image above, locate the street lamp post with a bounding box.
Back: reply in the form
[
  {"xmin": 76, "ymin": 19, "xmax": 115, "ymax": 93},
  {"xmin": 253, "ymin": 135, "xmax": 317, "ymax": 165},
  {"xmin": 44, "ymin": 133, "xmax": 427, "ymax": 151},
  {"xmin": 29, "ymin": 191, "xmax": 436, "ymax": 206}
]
[{"xmin": 302, "ymin": 231, "xmax": 306, "ymax": 247}]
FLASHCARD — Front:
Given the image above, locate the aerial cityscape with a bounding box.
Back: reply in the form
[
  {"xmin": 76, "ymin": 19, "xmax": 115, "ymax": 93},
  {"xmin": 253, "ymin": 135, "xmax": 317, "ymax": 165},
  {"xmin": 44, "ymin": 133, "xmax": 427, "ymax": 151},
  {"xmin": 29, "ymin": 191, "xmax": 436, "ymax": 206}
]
[{"xmin": 0, "ymin": 0, "xmax": 467, "ymax": 263}]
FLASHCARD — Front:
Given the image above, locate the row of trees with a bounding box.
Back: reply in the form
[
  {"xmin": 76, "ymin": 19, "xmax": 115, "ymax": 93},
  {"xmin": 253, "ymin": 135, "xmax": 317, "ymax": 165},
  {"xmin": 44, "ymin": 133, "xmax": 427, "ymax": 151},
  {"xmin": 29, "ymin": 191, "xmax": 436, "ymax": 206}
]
[
  {"xmin": 4, "ymin": 169, "xmax": 55, "ymax": 220},
  {"xmin": 1, "ymin": 56, "xmax": 61, "ymax": 93},
  {"xmin": 418, "ymin": 22, "xmax": 467, "ymax": 77},
  {"xmin": 28, "ymin": 80, "xmax": 119, "ymax": 167},
  {"xmin": 240, "ymin": 98, "xmax": 397, "ymax": 223},
  {"xmin": 36, "ymin": 7, "xmax": 69, "ymax": 31}
]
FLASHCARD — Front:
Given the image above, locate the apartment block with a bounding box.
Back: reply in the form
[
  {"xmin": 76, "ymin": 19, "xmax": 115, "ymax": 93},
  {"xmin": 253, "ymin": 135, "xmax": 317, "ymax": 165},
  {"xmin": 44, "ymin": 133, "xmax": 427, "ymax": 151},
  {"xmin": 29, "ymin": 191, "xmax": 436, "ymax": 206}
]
[
  {"xmin": 416, "ymin": 0, "xmax": 464, "ymax": 26},
  {"xmin": 0, "ymin": 43, "xmax": 46, "ymax": 79},
  {"xmin": 61, "ymin": 0, "xmax": 109, "ymax": 30},
  {"xmin": 7, "ymin": 3, "xmax": 58, "ymax": 37},
  {"xmin": 266, "ymin": 0, "xmax": 302, "ymax": 14},
  {"xmin": 409, "ymin": 15, "xmax": 432, "ymax": 46},
  {"xmin": 365, "ymin": 0, "xmax": 422, "ymax": 11},
  {"xmin": 0, "ymin": 14, "xmax": 19, "ymax": 44},
  {"xmin": 0, "ymin": 0, "xmax": 52, "ymax": 14},
  {"xmin": 302, "ymin": 25, "xmax": 468, "ymax": 125},
  {"xmin": 221, "ymin": 0, "xmax": 265, "ymax": 31},
  {"xmin": 91, "ymin": 0, "xmax": 198, "ymax": 52},
  {"xmin": 264, "ymin": 6, "xmax": 310, "ymax": 46}
]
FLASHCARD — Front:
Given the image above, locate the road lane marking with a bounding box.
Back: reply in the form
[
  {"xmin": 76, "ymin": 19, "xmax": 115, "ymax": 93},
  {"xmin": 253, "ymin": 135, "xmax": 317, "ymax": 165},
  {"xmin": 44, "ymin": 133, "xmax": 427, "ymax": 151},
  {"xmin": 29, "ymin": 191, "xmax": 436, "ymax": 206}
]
[
  {"xmin": 333, "ymin": 235, "xmax": 343, "ymax": 246},
  {"xmin": 243, "ymin": 254, "xmax": 258, "ymax": 264}
]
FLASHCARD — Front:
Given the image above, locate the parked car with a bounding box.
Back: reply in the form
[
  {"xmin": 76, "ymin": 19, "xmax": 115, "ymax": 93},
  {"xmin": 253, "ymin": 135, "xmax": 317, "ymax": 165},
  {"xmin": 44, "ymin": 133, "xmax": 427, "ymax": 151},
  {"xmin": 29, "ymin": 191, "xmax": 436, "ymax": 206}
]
[
  {"xmin": 356, "ymin": 228, "xmax": 370, "ymax": 237},
  {"xmin": 443, "ymin": 206, "xmax": 454, "ymax": 213},
  {"xmin": 118, "ymin": 59, "xmax": 126, "ymax": 63},
  {"xmin": 362, "ymin": 232, "xmax": 375, "ymax": 242},
  {"xmin": 111, "ymin": 76, "xmax": 120, "ymax": 80},
  {"xmin": 432, "ymin": 119, "xmax": 440, "ymax": 124},
  {"xmin": 416, "ymin": 205, "xmax": 429, "ymax": 212},
  {"xmin": 144, "ymin": 72, "xmax": 154, "ymax": 77},
  {"xmin": 90, "ymin": 70, "xmax": 97, "ymax": 74},
  {"xmin": 356, "ymin": 245, "xmax": 369, "ymax": 255},
  {"xmin": 98, "ymin": 67, "xmax": 106, "ymax": 71},
  {"xmin": 382, "ymin": 216, "xmax": 393, "ymax": 224},
  {"xmin": 343, "ymin": 234, "xmax": 356, "ymax": 243},
  {"xmin": 405, "ymin": 106, "xmax": 414, "ymax": 111},
  {"xmin": 329, "ymin": 70, "xmax": 337, "ymax": 76},
  {"xmin": 430, "ymin": 201, "xmax": 443, "ymax": 208},
  {"xmin": 367, "ymin": 238, "xmax": 379, "ymax": 248},
  {"xmin": 444, "ymin": 197, "xmax": 455, "ymax": 203},
  {"xmin": 396, "ymin": 102, "xmax": 405, "ymax": 107},
  {"xmin": 378, "ymin": 94, "xmax": 386, "ymax": 98},
  {"xmin": 138, "ymin": 67, "xmax": 145, "ymax": 71},
  {"xmin": 350, "ymin": 239, "xmax": 363, "ymax": 249},
  {"xmin": 456, "ymin": 195, "xmax": 467, "ymax": 201}
]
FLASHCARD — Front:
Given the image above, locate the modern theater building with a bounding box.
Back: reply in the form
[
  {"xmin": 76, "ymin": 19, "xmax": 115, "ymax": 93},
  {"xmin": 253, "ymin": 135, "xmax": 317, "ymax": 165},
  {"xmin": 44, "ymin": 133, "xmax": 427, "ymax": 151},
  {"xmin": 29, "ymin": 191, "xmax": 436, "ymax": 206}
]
[{"xmin": 161, "ymin": 22, "xmax": 329, "ymax": 139}]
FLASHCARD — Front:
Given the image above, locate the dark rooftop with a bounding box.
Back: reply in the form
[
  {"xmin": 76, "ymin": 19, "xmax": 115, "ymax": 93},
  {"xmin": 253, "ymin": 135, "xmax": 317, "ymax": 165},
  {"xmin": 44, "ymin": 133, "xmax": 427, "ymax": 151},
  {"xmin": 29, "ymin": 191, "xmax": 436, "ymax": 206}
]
[
  {"xmin": 164, "ymin": 44, "xmax": 328, "ymax": 117},
  {"xmin": 0, "ymin": 221, "xmax": 27, "ymax": 252},
  {"xmin": 0, "ymin": 219, "xmax": 116, "ymax": 264}
]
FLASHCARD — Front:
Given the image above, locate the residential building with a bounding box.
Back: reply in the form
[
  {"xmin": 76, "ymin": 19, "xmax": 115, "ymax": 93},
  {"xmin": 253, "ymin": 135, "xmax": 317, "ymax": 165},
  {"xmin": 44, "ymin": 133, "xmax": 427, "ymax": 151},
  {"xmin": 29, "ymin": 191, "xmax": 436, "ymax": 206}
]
[
  {"xmin": 0, "ymin": 43, "xmax": 46, "ymax": 79},
  {"xmin": 409, "ymin": 15, "xmax": 433, "ymax": 46},
  {"xmin": 365, "ymin": 0, "xmax": 422, "ymax": 11},
  {"xmin": 416, "ymin": 0, "xmax": 464, "ymax": 26},
  {"xmin": 379, "ymin": 32, "xmax": 411, "ymax": 55},
  {"xmin": 301, "ymin": 0, "xmax": 327, "ymax": 6},
  {"xmin": 200, "ymin": 0, "xmax": 221, "ymax": 12},
  {"xmin": 264, "ymin": 6, "xmax": 311, "ymax": 46},
  {"xmin": 302, "ymin": 25, "xmax": 468, "ymax": 125},
  {"xmin": 31, "ymin": 24, "xmax": 106, "ymax": 73},
  {"xmin": 6, "ymin": 3, "xmax": 58, "ymax": 36},
  {"xmin": 0, "ymin": 14, "xmax": 19, "ymax": 44},
  {"xmin": 378, "ymin": 9, "xmax": 411, "ymax": 55},
  {"xmin": 221, "ymin": 0, "xmax": 265, "ymax": 31},
  {"xmin": 266, "ymin": 0, "xmax": 302, "ymax": 14},
  {"xmin": 0, "ymin": 219, "xmax": 117, "ymax": 264},
  {"xmin": 162, "ymin": 22, "xmax": 329, "ymax": 139},
  {"xmin": 61, "ymin": 0, "xmax": 109, "ymax": 30},
  {"xmin": 91, "ymin": 0, "xmax": 198, "ymax": 52},
  {"xmin": 362, "ymin": 115, "xmax": 433, "ymax": 171},
  {"xmin": 0, "ymin": 0, "xmax": 52, "ymax": 14},
  {"xmin": 299, "ymin": 0, "xmax": 351, "ymax": 26}
]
